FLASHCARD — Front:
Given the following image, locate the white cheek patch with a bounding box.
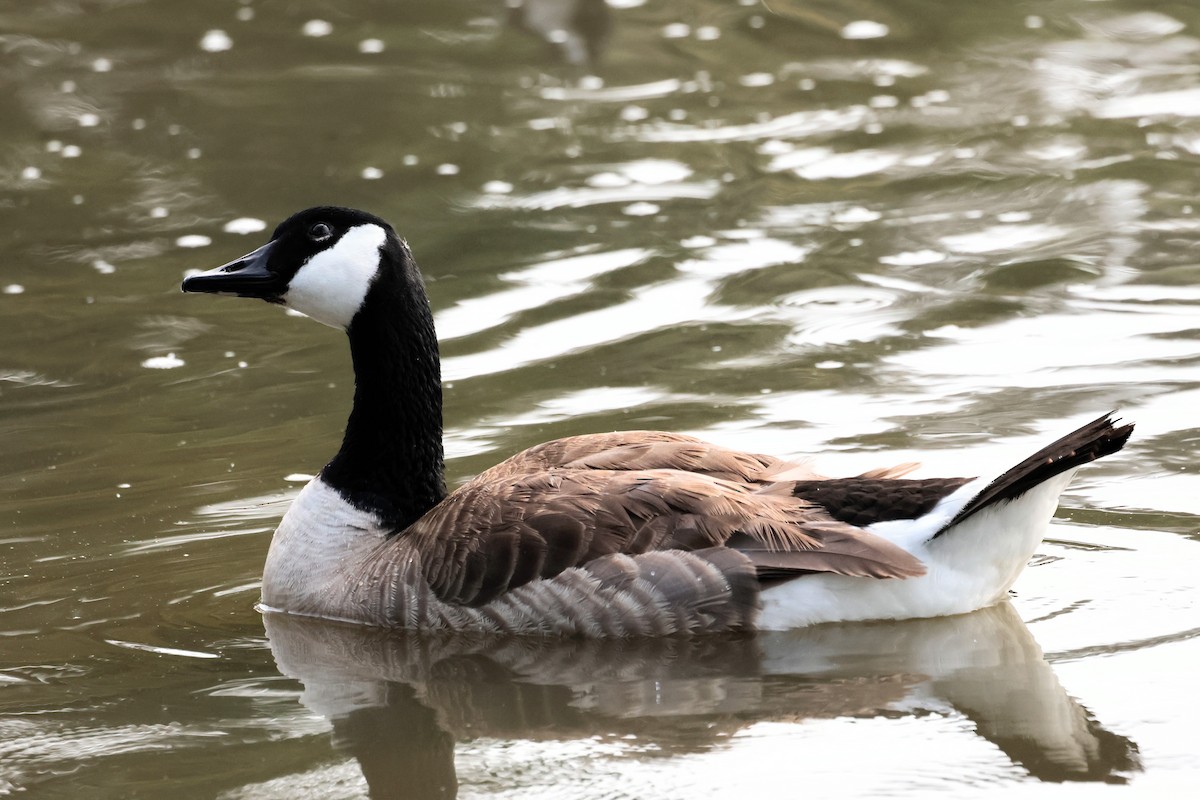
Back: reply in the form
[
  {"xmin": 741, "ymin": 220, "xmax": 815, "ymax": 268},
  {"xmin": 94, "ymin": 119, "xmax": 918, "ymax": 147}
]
[{"xmin": 285, "ymin": 224, "xmax": 387, "ymax": 329}]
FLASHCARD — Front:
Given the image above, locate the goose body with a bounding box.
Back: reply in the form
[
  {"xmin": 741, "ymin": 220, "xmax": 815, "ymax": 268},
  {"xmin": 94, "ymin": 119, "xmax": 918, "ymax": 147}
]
[{"xmin": 182, "ymin": 207, "xmax": 1133, "ymax": 636}]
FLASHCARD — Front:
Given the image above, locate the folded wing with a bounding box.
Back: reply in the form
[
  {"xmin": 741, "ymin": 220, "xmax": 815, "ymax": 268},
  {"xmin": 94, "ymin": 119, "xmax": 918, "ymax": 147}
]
[{"xmin": 402, "ymin": 466, "xmax": 928, "ymax": 607}]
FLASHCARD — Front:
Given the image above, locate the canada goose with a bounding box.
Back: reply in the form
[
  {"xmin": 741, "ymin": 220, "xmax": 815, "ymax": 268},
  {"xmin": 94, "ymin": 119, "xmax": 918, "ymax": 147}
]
[{"xmin": 181, "ymin": 206, "xmax": 1133, "ymax": 636}]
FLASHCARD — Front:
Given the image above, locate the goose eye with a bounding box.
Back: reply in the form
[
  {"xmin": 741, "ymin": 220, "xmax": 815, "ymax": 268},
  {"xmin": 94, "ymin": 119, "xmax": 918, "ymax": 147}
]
[{"xmin": 308, "ymin": 223, "xmax": 333, "ymax": 242}]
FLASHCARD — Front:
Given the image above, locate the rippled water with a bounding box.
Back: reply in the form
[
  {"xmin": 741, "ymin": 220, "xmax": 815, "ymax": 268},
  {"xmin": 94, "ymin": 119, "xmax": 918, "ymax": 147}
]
[{"xmin": 2, "ymin": 0, "xmax": 1198, "ymax": 796}]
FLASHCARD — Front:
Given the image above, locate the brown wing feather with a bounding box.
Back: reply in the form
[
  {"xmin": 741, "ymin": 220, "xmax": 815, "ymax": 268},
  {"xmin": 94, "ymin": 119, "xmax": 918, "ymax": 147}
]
[
  {"xmin": 726, "ymin": 527, "xmax": 927, "ymax": 581},
  {"xmin": 473, "ymin": 431, "xmax": 824, "ymax": 484},
  {"xmin": 472, "ymin": 432, "xmax": 703, "ymax": 482},
  {"xmin": 473, "ymin": 430, "xmax": 920, "ymax": 487},
  {"xmin": 403, "ymin": 467, "xmax": 926, "ymax": 607}
]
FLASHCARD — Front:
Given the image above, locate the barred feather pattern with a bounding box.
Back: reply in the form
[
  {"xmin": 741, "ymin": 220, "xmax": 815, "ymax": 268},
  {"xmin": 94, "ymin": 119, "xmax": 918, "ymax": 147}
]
[
  {"xmin": 293, "ymin": 534, "xmax": 760, "ymax": 636},
  {"xmin": 404, "ymin": 468, "xmax": 925, "ymax": 608}
]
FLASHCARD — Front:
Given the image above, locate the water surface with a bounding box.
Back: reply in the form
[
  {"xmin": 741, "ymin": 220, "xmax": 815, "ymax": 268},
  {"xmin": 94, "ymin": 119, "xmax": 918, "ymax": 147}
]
[{"xmin": 1, "ymin": 0, "xmax": 1198, "ymax": 796}]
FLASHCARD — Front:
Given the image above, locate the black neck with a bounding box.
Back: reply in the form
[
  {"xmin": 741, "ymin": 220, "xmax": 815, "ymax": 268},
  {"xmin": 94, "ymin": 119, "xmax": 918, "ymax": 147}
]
[{"xmin": 320, "ymin": 246, "xmax": 447, "ymax": 531}]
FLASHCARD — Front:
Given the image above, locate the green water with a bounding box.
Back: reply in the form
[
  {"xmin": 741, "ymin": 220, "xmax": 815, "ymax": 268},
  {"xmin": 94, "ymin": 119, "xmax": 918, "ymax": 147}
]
[{"xmin": 2, "ymin": 0, "xmax": 1198, "ymax": 796}]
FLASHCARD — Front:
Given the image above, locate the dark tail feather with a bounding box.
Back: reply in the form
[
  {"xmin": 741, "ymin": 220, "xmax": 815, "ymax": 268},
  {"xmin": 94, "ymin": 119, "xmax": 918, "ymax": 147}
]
[{"xmin": 934, "ymin": 413, "xmax": 1134, "ymax": 538}]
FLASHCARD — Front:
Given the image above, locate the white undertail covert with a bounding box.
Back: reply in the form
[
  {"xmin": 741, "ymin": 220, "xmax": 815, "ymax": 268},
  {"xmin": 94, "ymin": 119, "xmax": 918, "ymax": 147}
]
[{"xmin": 757, "ymin": 470, "xmax": 1078, "ymax": 629}]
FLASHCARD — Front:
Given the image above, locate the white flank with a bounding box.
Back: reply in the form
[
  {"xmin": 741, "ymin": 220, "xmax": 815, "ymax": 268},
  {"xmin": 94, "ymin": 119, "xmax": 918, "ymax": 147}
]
[
  {"xmin": 758, "ymin": 470, "xmax": 1079, "ymax": 629},
  {"xmin": 285, "ymin": 224, "xmax": 386, "ymax": 329},
  {"xmin": 261, "ymin": 477, "xmax": 387, "ymax": 616}
]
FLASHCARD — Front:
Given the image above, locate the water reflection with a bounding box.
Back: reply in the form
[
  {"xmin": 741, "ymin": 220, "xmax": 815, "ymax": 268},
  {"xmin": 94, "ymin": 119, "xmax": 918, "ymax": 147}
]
[{"xmin": 265, "ymin": 603, "xmax": 1139, "ymax": 797}]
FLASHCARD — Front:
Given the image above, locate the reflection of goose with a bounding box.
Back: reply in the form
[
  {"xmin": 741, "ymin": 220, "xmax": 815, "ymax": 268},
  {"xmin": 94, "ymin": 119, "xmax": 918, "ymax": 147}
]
[
  {"xmin": 264, "ymin": 603, "xmax": 1139, "ymax": 797},
  {"xmin": 182, "ymin": 207, "xmax": 1132, "ymax": 635},
  {"xmin": 759, "ymin": 605, "xmax": 1141, "ymax": 784}
]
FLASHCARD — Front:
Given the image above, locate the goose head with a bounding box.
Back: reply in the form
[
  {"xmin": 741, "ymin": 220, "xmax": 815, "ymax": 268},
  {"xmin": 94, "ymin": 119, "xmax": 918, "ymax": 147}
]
[
  {"xmin": 183, "ymin": 206, "xmax": 447, "ymax": 528},
  {"xmin": 182, "ymin": 206, "xmax": 406, "ymax": 330}
]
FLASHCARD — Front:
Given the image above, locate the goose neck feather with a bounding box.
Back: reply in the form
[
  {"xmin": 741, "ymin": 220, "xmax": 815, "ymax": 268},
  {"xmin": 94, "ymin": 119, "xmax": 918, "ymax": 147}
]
[{"xmin": 321, "ymin": 238, "xmax": 447, "ymax": 531}]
